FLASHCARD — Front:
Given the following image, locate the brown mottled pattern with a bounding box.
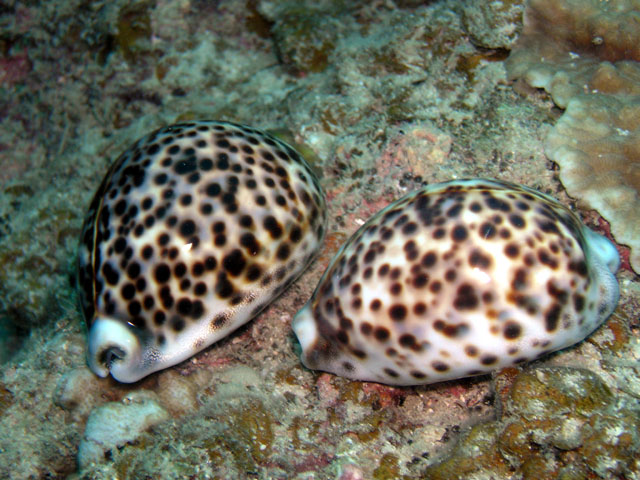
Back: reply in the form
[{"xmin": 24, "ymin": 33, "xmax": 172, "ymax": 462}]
[
  {"xmin": 78, "ymin": 121, "xmax": 326, "ymax": 379},
  {"xmin": 293, "ymin": 179, "xmax": 619, "ymax": 386}
]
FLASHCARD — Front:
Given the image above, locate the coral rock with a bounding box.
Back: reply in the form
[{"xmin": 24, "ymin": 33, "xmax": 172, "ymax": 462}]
[
  {"xmin": 506, "ymin": 0, "xmax": 640, "ymax": 273},
  {"xmin": 546, "ymin": 94, "xmax": 640, "ymax": 273},
  {"xmin": 77, "ymin": 391, "xmax": 168, "ymax": 470}
]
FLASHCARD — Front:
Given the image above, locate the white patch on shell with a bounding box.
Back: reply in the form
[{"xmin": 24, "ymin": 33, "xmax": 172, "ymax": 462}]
[
  {"xmin": 293, "ymin": 179, "xmax": 619, "ymax": 386},
  {"xmin": 78, "ymin": 121, "xmax": 327, "ymax": 382}
]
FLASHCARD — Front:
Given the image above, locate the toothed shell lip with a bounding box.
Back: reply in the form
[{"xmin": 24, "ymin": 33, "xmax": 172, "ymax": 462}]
[
  {"xmin": 87, "ymin": 316, "xmax": 145, "ymax": 383},
  {"xmin": 292, "ymin": 308, "xmax": 315, "ymax": 365}
]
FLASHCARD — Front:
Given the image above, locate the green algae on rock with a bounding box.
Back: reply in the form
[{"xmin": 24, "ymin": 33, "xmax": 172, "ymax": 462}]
[{"xmin": 423, "ymin": 367, "xmax": 640, "ymax": 479}]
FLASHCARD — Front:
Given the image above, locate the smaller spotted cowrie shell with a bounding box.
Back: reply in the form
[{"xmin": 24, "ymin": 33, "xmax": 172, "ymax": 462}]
[
  {"xmin": 293, "ymin": 178, "xmax": 619, "ymax": 386},
  {"xmin": 78, "ymin": 120, "xmax": 326, "ymax": 382}
]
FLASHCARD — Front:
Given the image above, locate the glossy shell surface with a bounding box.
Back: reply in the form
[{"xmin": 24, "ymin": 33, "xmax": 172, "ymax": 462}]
[
  {"xmin": 78, "ymin": 120, "xmax": 326, "ymax": 382},
  {"xmin": 293, "ymin": 179, "xmax": 619, "ymax": 385}
]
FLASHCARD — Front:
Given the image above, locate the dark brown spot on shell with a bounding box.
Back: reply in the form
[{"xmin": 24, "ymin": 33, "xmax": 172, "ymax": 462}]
[
  {"xmin": 399, "ymin": 334, "xmax": 422, "ymax": 352},
  {"xmin": 453, "ymin": 284, "xmax": 478, "ymax": 310},
  {"xmin": 432, "ymin": 361, "xmax": 449, "ymax": 372},
  {"xmin": 384, "ymin": 368, "xmax": 399, "ymax": 378},
  {"xmin": 441, "ymin": 319, "xmax": 470, "ymax": 338},
  {"xmin": 444, "ymin": 269, "xmax": 456, "ymax": 282},
  {"xmin": 469, "ymin": 249, "xmax": 492, "ymax": 269},
  {"xmin": 480, "ymin": 355, "xmax": 498, "ymax": 366},
  {"xmin": 503, "ymin": 321, "xmax": 522, "ymax": 339},
  {"xmin": 374, "ymin": 327, "xmax": 390, "ymax": 341},
  {"xmin": 360, "ymin": 322, "xmax": 373, "ymax": 335},
  {"xmin": 465, "ymin": 345, "xmax": 478, "ymax": 357},
  {"xmin": 479, "ymin": 222, "xmax": 496, "ymax": 239},
  {"xmin": 154, "ymin": 263, "xmax": 171, "ymax": 283},
  {"xmin": 511, "ymin": 268, "xmax": 528, "ymax": 291},
  {"xmin": 413, "ymin": 302, "xmax": 427, "ymax": 315},
  {"xmin": 544, "ymin": 304, "xmax": 561, "ymax": 332},
  {"xmin": 509, "ymin": 214, "xmax": 525, "ymax": 228},
  {"xmin": 223, "ymin": 249, "xmax": 246, "ymax": 276},
  {"xmin": 573, "ymin": 294, "xmax": 585, "ymax": 312},
  {"xmin": 390, "ymin": 282, "xmax": 402, "ymax": 295},
  {"xmin": 413, "ymin": 273, "xmax": 429, "ymax": 288},
  {"xmin": 421, "ymin": 251, "xmax": 437, "ymax": 268},
  {"xmin": 538, "ymin": 248, "xmax": 559, "ymax": 269},
  {"xmin": 388, "ymin": 304, "xmax": 407, "ymax": 321},
  {"xmin": 568, "ymin": 260, "xmax": 588, "ymax": 277},
  {"xmin": 451, "ymin": 225, "xmax": 468, "ymax": 242},
  {"xmin": 504, "ymin": 243, "xmax": 519, "ymax": 259}
]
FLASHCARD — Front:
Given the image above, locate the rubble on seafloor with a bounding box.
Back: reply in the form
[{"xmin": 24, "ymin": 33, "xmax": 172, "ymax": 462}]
[{"xmin": 0, "ymin": 0, "xmax": 638, "ymax": 478}]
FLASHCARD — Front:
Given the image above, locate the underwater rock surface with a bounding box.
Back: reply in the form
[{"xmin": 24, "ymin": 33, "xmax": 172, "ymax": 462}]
[{"xmin": 0, "ymin": 0, "xmax": 637, "ymax": 478}]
